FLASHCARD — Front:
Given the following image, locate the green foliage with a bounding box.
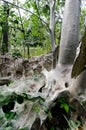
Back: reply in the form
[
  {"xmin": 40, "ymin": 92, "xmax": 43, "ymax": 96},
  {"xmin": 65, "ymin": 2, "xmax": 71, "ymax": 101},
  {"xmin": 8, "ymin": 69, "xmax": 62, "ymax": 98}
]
[
  {"xmin": 60, "ymin": 103, "xmax": 69, "ymax": 113},
  {"xmin": 0, "ymin": 0, "xmax": 85, "ymax": 56},
  {"xmin": 59, "ymin": 97, "xmax": 69, "ymax": 113},
  {"xmin": 42, "ymin": 4, "xmax": 50, "ymax": 15},
  {"xmin": 80, "ymin": 8, "xmax": 86, "ymax": 36},
  {"xmin": 12, "ymin": 49, "xmax": 22, "ymax": 58},
  {"xmin": 0, "ymin": 83, "xmax": 45, "ymax": 129},
  {"xmin": 33, "ymin": 106, "xmax": 40, "ymax": 113},
  {"xmin": 30, "ymin": 45, "xmax": 51, "ymax": 57},
  {"xmin": 0, "ymin": 0, "xmax": 62, "ymax": 56},
  {"xmin": 5, "ymin": 111, "xmax": 16, "ymax": 120}
]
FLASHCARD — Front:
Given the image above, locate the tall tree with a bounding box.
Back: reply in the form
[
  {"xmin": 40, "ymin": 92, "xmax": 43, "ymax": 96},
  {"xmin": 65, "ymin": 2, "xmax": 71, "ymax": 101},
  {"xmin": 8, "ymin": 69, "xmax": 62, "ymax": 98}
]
[
  {"xmin": 43, "ymin": 0, "xmax": 81, "ymax": 98},
  {"xmin": 58, "ymin": 0, "xmax": 81, "ymax": 65},
  {"xmin": 49, "ymin": 0, "xmax": 56, "ymax": 51},
  {"xmin": 49, "ymin": 0, "xmax": 59, "ymax": 68},
  {"xmin": 2, "ymin": 2, "xmax": 9, "ymax": 54}
]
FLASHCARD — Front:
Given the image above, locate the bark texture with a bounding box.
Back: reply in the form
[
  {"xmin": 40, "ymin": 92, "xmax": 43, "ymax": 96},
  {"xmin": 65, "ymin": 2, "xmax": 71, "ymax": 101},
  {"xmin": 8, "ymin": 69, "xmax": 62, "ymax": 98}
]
[
  {"xmin": 73, "ymin": 70, "xmax": 86, "ymax": 96},
  {"xmin": 58, "ymin": 0, "xmax": 81, "ymax": 65},
  {"xmin": 2, "ymin": 2, "xmax": 9, "ymax": 54},
  {"xmin": 49, "ymin": 0, "xmax": 58, "ymax": 68},
  {"xmin": 49, "ymin": 0, "xmax": 56, "ymax": 50}
]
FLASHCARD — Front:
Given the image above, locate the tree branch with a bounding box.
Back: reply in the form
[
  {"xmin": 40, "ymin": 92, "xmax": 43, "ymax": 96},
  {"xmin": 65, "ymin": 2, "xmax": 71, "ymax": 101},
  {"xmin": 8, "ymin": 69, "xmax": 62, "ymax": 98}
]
[{"xmin": 1, "ymin": 0, "xmax": 48, "ymax": 27}]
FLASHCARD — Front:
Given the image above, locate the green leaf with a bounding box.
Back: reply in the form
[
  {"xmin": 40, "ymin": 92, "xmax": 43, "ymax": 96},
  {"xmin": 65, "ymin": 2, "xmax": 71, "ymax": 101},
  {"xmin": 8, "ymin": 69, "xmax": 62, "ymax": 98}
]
[
  {"xmin": 59, "ymin": 97, "xmax": 66, "ymax": 103},
  {"xmin": 5, "ymin": 111, "xmax": 16, "ymax": 120},
  {"xmin": 60, "ymin": 103, "xmax": 69, "ymax": 113},
  {"xmin": 33, "ymin": 106, "xmax": 40, "ymax": 113},
  {"xmin": 9, "ymin": 11, "xmax": 16, "ymax": 17}
]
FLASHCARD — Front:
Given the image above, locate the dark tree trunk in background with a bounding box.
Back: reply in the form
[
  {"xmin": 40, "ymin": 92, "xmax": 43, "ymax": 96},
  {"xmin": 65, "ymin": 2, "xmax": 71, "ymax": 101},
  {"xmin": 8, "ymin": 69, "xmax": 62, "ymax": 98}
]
[{"xmin": 2, "ymin": 2, "xmax": 9, "ymax": 55}]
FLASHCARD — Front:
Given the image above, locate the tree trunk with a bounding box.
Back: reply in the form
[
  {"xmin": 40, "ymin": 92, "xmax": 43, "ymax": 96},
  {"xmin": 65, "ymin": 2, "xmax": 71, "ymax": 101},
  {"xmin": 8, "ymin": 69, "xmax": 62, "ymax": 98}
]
[
  {"xmin": 49, "ymin": 0, "xmax": 56, "ymax": 51},
  {"xmin": 2, "ymin": 2, "xmax": 9, "ymax": 55},
  {"xmin": 70, "ymin": 27, "xmax": 86, "ymax": 96},
  {"xmin": 58, "ymin": 0, "xmax": 81, "ymax": 65},
  {"xmin": 43, "ymin": 0, "xmax": 81, "ymax": 95},
  {"xmin": 49, "ymin": 0, "xmax": 58, "ymax": 68},
  {"xmin": 74, "ymin": 70, "xmax": 86, "ymax": 96}
]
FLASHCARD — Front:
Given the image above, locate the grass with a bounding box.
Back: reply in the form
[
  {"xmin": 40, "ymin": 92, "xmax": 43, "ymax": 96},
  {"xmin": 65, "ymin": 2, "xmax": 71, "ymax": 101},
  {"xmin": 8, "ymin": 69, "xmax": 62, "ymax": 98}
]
[{"xmin": 10, "ymin": 44, "xmax": 51, "ymax": 58}]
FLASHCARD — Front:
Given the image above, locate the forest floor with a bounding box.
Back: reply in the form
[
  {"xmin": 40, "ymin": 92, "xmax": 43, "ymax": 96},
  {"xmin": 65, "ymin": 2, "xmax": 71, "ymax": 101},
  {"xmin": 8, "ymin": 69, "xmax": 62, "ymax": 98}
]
[
  {"xmin": 0, "ymin": 53, "xmax": 52, "ymax": 80},
  {"xmin": 0, "ymin": 54, "xmax": 86, "ymax": 130}
]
